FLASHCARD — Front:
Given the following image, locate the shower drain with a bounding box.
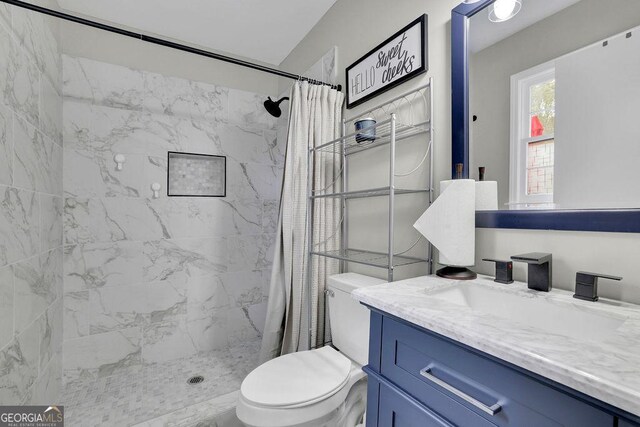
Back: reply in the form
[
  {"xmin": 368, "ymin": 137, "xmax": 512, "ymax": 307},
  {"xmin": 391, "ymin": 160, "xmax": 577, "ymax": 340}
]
[{"xmin": 187, "ymin": 375, "xmax": 205, "ymax": 385}]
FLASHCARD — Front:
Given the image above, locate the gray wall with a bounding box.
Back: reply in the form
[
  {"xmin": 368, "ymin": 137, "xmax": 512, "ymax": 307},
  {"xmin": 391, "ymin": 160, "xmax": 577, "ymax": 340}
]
[
  {"xmin": 281, "ymin": 0, "xmax": 640, "ymax": 303},
  {"xmin": 469, "ymin": 0, "xmax": 640, "ymax": 206},
  {"xmin": 553, "ymin": 29, "xmax": 640, "ymax": 209},
  {"xmin": 0, "ymin": 3, "xmax": 64, "ymax": 404},
  {"xmin": 279, "ymin": 0, "xmax": 460, "ymax": 281},
  {"xmin": 60, "ymin": 20, "xmax": 280, "ymax": 96},
  {"xmin": 61, "ymin": 55, "xmax": 282, "ymax": 383}
]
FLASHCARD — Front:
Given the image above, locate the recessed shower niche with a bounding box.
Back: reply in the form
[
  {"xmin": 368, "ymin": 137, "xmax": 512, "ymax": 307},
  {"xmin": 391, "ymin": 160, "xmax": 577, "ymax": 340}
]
[{"xmin": 167, "ymin": 151, "xmax": 227, "ymax": 197}]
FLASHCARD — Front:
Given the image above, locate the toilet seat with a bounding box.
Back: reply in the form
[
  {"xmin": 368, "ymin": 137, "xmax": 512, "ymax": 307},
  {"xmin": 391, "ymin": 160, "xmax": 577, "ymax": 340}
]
[
  {"xmin": 241, "ymin": 346, "xmax": 352, "ymax": 408},
  {"xmin": 237, "ymin": 346, "xmax": 367, "ymax": 427}
]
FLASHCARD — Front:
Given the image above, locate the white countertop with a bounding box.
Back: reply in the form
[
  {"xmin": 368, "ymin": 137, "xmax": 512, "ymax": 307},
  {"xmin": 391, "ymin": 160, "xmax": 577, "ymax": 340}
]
[{"xmin": 352, "ymin": 275, "xmax": 640, "ymax": 417}]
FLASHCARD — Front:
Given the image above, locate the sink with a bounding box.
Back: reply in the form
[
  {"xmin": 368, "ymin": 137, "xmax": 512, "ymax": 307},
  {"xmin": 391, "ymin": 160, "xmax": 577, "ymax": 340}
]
[{"xmin": 425, "ymin": 282, "xmax": 627, "ymax": 342}]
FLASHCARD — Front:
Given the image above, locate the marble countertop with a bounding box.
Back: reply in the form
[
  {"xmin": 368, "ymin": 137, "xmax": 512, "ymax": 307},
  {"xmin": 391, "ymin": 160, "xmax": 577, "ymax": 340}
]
[{"xmin": 353, "ymin": 275, "xmax": 640, "ymax": 417}]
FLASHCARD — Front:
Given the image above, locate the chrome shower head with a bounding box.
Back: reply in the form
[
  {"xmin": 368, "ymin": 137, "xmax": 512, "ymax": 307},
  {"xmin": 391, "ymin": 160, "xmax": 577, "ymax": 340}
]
[{"xmin": 264, "ymin": 96, "xmax": 289, "ymax": 118}]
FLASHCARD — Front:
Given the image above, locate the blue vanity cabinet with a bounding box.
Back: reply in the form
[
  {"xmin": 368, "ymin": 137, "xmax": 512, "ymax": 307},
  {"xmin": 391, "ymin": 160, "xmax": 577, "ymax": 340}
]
[
  {"xmin": 364, "ymin": 372, "xmax": 498, "ymax": 427},
  {"xmin": 365, "ymin": 309, "xmax": 640, "ymax": 427},
  {"xmin": 375, "ymin": 376, "xmax": 458, "ymax": 427}
]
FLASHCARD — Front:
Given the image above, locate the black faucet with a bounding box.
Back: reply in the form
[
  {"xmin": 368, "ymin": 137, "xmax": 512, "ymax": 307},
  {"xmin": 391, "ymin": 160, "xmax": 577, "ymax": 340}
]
[
  {"xmin": 510, "ymin": 253, "xmax": 552, "ymax": 292},
  {"xmin": 573, "ymin": 272, "xmax": 622, "ymax": 302}
]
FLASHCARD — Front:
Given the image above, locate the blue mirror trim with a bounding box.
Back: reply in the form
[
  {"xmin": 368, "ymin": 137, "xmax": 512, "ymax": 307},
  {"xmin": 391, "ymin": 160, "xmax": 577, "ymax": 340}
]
[
  {"xmin": 451, "ymin": 1, "xmax": 640, "ymax": 233},
  {"xmin": 451, "ymin": 10, "xmax": 469, "ymax": 179},
  {"xmin": 451, "ymin": 0, "xmax": 495, "ymax": 180},
  {"xmin": 476, "ymin": 210, "xmax": 640, "ymax": 233}
]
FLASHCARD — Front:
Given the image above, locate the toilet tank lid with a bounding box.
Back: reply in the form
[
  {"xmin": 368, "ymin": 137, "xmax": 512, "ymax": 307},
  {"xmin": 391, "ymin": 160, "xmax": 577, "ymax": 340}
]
[{"xmin": 327, "ymin": 273, "xmax": 386, "ymax": 294}]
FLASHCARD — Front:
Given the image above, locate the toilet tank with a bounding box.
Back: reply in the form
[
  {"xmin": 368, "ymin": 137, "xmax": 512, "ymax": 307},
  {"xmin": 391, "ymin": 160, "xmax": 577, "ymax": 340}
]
[{"xmin": 327, "ymin": 273, "xmax": 386, "ymax": 366}]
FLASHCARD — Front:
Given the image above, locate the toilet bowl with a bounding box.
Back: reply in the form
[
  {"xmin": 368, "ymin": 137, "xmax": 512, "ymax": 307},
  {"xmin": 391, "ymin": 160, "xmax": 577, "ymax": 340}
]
[{"xmin": 236, "ymin": 273, "xmax": 385, "ymax": 427}]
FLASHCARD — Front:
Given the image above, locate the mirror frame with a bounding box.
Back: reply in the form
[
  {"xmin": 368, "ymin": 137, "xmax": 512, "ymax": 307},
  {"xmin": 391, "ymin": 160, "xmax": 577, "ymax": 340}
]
[{"xmin": 451, "ymin": 0, "xmax": 640, "ymax": 233}]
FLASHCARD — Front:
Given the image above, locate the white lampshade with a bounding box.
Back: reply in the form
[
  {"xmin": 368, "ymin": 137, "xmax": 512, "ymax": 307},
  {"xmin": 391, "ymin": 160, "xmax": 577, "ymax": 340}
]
[
  {"xmin": 488, "ymin": 0, "xmax": 522, "ymax": 23},
  {"xmin": 414, "ymin": 179, "xmax": 476, "ymax": 267}
]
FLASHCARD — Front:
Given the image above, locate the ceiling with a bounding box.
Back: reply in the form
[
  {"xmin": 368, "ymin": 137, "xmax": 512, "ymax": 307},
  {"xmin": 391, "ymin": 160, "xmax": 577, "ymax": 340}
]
[
  {"xmin": 469, "ymin": 0, "xmax": 583, "ymax": 53},
  {"xmin": 56, "ymin": 0, "xmax": 338, "ymax": 65}
]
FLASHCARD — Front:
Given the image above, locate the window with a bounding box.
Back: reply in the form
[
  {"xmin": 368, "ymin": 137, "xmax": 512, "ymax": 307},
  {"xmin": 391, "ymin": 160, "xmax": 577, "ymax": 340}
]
[{"xmin": 509, "ymin": 64, "xmax": 555, "ymax": 207}]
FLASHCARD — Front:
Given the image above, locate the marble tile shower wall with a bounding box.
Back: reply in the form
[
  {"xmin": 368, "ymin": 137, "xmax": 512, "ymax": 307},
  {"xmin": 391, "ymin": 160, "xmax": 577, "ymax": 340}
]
[
  {"xmin": 0, "ymin": 4, "xmax": 64, "ymax": 405},
  {"xmin": 61, "ymin": 56, "xmax": 282, "ymax": 384}
]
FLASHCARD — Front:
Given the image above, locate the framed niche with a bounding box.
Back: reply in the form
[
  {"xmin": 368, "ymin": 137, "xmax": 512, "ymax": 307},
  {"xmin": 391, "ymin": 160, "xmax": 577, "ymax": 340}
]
[{"xmin": 167, "ymin": 151, "xmax": 226, "ymax": 197}]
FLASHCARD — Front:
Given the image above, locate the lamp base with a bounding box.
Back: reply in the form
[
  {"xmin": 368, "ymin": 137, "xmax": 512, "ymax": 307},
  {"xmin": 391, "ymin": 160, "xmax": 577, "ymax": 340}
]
[{"xmin": 436, "ymin": 266, "xmax": 477, "ymax": 280}]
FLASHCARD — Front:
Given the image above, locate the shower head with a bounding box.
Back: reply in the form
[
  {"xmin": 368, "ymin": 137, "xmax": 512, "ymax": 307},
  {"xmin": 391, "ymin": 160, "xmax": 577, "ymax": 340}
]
[{"xmin": 264, "ymin": 96, "xmax": 289, "ymax": 118}]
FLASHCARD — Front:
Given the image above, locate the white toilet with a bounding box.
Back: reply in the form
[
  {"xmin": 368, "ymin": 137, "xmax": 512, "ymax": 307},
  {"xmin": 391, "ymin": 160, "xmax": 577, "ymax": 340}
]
[{"xmin": 236, "ymin": 273, "xmax": 385, "ymax": 427}]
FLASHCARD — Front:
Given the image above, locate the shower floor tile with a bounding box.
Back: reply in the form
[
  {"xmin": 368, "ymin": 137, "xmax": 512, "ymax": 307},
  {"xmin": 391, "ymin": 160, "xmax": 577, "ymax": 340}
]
[
  {"xmin": 132, "ymin": 391, "xmax": 242, "ymax": 427},
  {"xmin": 62, "ymin": 342, "xmax": 260, "ymax": 427}
]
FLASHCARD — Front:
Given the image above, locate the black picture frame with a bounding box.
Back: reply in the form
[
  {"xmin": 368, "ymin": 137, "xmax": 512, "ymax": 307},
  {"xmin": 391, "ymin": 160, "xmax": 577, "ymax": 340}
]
[
  {"xmin": 167, "ymin": 151, "xmax": 227, "ymax": 198},
  {"xmin": 346, "ymin": 14, "xmax": 428, "ymax": 109}
]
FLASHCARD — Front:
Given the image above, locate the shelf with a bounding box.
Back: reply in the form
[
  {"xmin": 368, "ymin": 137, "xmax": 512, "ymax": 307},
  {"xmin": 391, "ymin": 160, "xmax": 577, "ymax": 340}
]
[
  {"xmin": 312, "ymin": 119, "xmax": 430, "ymax": 155},
  {"xmin": 310, "ymin": 248, "xmax": 430, "ymax": 269},
  {"xmin": 307, "ymin": 82, "xmax": 434, "ymax": 282},
  {"xmin": 311, "ymin": 187, "xmax": 430, "ymax": 200}
]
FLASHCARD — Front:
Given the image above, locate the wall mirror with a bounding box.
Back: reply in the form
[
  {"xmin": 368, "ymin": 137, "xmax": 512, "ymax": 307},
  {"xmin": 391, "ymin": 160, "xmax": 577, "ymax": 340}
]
[{"xmin": 452, "ymin": 0, "xmax": 640, "ymax": 232}]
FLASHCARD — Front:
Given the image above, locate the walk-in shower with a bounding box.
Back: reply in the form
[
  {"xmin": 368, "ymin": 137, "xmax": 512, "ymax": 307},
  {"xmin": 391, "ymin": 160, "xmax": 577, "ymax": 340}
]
[{"xmin": 0, "ymin": 0, "xmax": 338, "ymax": 425}]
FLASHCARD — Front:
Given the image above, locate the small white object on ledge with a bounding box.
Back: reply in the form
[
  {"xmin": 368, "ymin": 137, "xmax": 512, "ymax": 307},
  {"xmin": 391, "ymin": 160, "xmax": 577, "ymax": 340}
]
[
  {"xmin": 151, "ymin": 182, "xmax": 162, "ymax": 199},
  {"xmin": 114, "ymin": 153, "xmax": 126, "ymax": 171},
  {"xmin": 476, "ymin": 181, "xmax": 498, "ymax": 211}
]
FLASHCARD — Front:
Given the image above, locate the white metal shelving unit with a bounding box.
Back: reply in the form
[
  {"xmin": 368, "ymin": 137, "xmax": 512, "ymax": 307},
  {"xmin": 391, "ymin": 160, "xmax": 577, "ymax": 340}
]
[{"xmin": 307, "ymin": 79, "xmax": 435, "ymax": 284}]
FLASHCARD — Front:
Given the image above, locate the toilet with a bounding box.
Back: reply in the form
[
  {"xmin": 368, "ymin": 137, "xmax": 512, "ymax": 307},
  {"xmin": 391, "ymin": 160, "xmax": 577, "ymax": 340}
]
[{"xmin": 236, "ymin": 273, "xmax": 385, "ymax": 427}]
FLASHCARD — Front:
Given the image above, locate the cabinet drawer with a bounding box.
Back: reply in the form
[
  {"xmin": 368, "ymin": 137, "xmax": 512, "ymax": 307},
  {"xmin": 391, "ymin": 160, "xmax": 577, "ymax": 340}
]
[
  {"xmin": 381, "ymin": 317, "xmax": 614, "ymax": 427},
  {"xmin": 366, "ymin": 370, "xmax": 496, "ymax": 427},
  {"xmin": 378, "ymin": 380, "xmax": 451, "ymax": 427}
]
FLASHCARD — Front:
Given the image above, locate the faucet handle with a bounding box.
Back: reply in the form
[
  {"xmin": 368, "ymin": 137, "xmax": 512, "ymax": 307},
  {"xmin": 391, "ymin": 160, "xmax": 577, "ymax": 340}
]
[
  {"xmin": 573, "ymin": 272, "xmax": 622, "ymax": 302},
  {"xmin": 482, "ymin": 259, "xmax": 513, "ymax": 284}
]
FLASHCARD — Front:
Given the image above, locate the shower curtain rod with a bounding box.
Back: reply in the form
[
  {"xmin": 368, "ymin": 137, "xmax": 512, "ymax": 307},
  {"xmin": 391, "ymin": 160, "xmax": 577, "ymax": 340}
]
[{"xmin": 1, "ymin": 0, "xmax": 342, "ymax": 91}]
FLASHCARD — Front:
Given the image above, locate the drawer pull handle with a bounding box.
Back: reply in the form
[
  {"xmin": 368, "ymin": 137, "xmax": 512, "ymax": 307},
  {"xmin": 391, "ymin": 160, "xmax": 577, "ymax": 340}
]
[{"xmin": 419, "ymin": 367, "xmax": 502, "ymax": 416}]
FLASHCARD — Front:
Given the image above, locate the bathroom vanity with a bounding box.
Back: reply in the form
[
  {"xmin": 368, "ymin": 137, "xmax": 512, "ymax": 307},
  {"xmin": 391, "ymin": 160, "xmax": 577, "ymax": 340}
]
[{"xmin": 354, "ymin": 276, "xmax": 640, "ymax": 426}]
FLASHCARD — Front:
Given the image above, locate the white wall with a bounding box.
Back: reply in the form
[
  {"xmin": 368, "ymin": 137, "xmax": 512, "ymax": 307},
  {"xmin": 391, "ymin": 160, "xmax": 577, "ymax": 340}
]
[
  {"xmin": 476, "ymin": 229, "xmax": 640, "ymax": 303},
  {"xmin": 554, "ymin": 31, "xmax": 640, "ymax": 209},
  {"xmin": 282, "ymin": 0, "xmax": 640, "ymax": 304},
  {"xmin": 60, "ymin": 19, "xmax": 279, "ymax": 95}
]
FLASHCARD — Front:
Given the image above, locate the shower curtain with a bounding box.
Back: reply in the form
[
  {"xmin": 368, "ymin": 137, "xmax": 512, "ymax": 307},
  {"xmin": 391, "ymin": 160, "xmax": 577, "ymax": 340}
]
[{"xmin": 260, "ymin": 82, "xmax": 344, "ymax": 362}]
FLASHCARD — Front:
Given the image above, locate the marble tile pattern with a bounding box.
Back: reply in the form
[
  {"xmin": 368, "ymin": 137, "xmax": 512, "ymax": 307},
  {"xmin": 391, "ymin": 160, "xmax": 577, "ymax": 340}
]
[
  {"xmin": 62, "ymin": 344, "xmax": 258, "ymax": 427},
  {"xmin": 353, "ymin": 275, "xmax": 640, "ymax": 417},
  {"xmin": 132, "ymin": 391, "xmax": 243, "ymax": 427},
  {"xmin": 0, "ymin": 3, "xmax": 63, "ymax": 406},
  {"xmin": 62, "ymin": 55, "xmax": 282, "ymax": 381}
]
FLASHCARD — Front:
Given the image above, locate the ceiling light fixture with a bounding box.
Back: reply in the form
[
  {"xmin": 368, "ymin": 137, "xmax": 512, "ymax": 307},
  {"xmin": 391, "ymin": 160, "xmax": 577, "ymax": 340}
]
[{"xmin": 488, "ymin": 0, "xmax": 522, "ymax": 23}]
